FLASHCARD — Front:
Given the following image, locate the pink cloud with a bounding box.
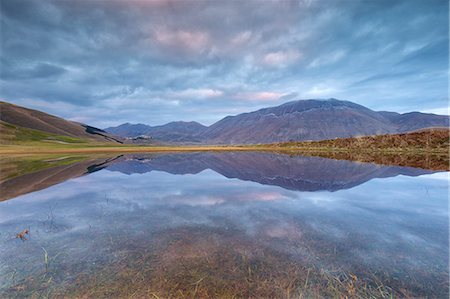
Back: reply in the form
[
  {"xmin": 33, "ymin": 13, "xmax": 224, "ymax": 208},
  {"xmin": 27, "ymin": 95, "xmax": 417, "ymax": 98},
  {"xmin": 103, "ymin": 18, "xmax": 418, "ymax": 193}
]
[
  {"xmin": 153, "ymin": 28, "xmax": 210, "ymax": 52},
  {"xmin": 262, "ymin": 49, "xmax": 302, "ymax": 67},
  {"xmin": 171, "ymin": 88, "xmax": 224, "ymax": 99},
  {"xmin": 233, "ymin": 91, "xmax": 286, "ymax": 101},
  {"xmin": 230, "ymin": 30, "xmax": 253, "ymax": 46}
]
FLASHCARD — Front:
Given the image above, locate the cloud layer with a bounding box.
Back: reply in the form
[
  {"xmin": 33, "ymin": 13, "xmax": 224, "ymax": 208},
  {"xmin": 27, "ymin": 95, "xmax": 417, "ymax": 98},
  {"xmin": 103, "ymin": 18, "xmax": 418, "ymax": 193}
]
[{"xmin": 1, "ymin": 0, "xmax": 448, "ymax": 127}]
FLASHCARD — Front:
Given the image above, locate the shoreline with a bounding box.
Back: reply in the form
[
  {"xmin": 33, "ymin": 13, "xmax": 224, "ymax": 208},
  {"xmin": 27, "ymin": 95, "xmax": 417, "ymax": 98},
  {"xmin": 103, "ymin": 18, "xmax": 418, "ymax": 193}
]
[{"xmin": 0, "ymin": 145, "xmax": 448, "ymax": 155}]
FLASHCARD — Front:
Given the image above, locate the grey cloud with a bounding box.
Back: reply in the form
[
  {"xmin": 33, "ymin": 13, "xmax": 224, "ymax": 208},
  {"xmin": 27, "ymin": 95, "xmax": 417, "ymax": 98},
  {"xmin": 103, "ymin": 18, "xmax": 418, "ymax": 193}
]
[{"xmin": 1, "ymin": 62, "xmax": 67, "ymax": 80}]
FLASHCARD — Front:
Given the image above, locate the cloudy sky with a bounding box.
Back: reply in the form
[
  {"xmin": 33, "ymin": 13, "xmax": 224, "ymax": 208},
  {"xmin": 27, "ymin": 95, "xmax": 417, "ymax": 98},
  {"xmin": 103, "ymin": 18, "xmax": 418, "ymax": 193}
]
[{"xmin": 0, "ymin": 0, "xmax": 448, "ymax": 127}]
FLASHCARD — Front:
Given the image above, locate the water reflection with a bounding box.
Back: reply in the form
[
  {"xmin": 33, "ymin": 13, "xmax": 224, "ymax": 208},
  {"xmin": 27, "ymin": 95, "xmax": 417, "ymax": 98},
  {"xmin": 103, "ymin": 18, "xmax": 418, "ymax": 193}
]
[
  {"xmin": 0, "ymin": 152, "xmax": 448, "ymax": 297},
  {"xmin": 0, "ymin": 152, "xmax": 437, "ymax": 201},
  {"xmin": 107, "ymin": 152, "xmax": 437, "ymax": 191}
]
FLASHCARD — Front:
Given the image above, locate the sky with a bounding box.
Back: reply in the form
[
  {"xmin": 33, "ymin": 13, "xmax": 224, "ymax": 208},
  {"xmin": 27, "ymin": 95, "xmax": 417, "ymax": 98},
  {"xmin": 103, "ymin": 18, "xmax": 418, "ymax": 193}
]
[{"xmin": 0, "ymin": 0, "xmax": 448, "ymax": 128}]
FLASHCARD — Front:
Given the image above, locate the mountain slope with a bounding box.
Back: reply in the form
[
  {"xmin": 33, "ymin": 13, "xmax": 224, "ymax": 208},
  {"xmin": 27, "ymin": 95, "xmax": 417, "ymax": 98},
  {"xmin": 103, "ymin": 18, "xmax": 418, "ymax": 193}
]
[{"xmin": 0, "ymin": 101, "xmax": 122, "ymax": 143}]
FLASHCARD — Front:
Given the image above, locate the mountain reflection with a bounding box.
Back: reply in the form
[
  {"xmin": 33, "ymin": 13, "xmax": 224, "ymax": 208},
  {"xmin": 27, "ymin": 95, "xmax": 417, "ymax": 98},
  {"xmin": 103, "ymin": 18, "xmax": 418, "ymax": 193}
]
[
  {"xmin": 106, "ymin": 152, "xmax": 436, "ymax": 192},
  {"xmin": 1, "ymin": 152, "xmax": 438, "ymax": 201}
]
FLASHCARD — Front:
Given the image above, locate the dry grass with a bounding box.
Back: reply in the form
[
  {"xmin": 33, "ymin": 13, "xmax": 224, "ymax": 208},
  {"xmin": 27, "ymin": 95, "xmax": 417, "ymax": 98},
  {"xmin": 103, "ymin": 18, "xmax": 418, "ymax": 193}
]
[{"xmin": 268, "ymin": 128, "xmax": 449, "ymax": 153}]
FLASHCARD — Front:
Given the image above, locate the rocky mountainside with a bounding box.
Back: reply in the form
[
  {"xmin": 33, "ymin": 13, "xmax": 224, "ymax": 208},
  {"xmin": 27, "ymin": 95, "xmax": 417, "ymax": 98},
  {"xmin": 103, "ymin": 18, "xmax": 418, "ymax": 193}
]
[
  {"xmin": 201, "ymin": 99, "xmax": 396, "ymax": 144},
  {"xmin": 105, "ymin": 99, "xmax": 449, "ymax": 144}
]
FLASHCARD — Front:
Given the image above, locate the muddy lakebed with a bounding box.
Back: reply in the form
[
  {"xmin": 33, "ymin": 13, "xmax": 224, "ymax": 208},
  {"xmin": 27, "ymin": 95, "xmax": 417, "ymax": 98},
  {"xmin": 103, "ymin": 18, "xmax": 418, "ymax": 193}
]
[{"xmin": 0, "ymin": 152, "xmax": 448, "ymax": 298}]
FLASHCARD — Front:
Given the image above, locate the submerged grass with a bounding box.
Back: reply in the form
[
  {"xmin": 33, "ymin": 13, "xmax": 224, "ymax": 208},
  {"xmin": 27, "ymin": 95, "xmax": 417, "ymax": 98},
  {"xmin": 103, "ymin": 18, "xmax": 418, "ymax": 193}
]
[
  {"xmin": 3, "ymin": 226, "xmax": 444, "ymax": 298},
  {"xmin": 42, "ymin": 248, "xmax": 49, "ymax": 272}
]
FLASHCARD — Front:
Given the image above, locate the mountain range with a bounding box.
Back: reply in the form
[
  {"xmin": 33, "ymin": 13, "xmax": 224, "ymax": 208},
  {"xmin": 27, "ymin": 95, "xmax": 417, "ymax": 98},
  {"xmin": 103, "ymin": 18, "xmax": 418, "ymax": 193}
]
[
  {"xmin": 1, "ymin": 99, "xmax": 448, "ymax": 145},
  {"xmin": 108, "ymin": 121, "xmax": 207, "ymax": 142},
  {"xmin": 105, "ymin": 99, "xmax": 449, "ymax": 144}
]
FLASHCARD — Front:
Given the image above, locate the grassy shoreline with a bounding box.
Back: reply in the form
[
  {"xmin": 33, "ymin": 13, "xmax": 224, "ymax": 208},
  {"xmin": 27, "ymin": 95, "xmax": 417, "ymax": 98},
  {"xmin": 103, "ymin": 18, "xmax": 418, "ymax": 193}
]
[
  {"xmin": 0, "ymin": 143, "xmax": 448, "ymax": 154},
  {"xmin": 1, "ymin": 144, "xmax": 448, "ymax": 172},
  {"xmin": 0, "ymin": 144, "xmax": 265, "ymax": 154}
]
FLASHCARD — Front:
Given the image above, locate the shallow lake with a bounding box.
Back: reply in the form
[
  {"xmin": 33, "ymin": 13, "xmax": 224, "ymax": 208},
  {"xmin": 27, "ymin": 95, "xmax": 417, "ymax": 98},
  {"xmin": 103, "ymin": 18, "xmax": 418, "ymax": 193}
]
[{"xmin": 0, "ymin": 152, "xmax": 448, "ymax": 297}]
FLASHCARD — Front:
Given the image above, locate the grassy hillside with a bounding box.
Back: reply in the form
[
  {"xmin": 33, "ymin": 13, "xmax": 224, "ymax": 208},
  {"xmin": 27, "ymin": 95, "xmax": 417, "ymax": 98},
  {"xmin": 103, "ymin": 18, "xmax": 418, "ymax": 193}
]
[
  {"xmin": 0, "ymin": 121, "xmax": 88, "ymax": 145},
  {"xmin": 0, "ymin": 101, "xmax": 122, "ymax": 143}
]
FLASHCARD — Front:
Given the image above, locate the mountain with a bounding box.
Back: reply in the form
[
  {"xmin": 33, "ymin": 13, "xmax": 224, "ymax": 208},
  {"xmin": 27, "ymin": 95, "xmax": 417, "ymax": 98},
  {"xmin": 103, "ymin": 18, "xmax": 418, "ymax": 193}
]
[
  {"xmin": 385, "ymin": 111, "xmax": 449, "ymax": 132},
  {"xmin": 105, "ymin": 98, "xmax": 449, "ymax": 144},
  {"xmin": 0, "ymin": 101, "xmax": 123, "ymax": 143},
  {"xmin": 149, "ymin": 121, "xmax": 207, "ymax": 142},
  {"xmin": 105, "ymin": 121, "xmax": 207, "ymax": 143},
  {"xmin": 103, "ymin": 123, "xmax": 151, "ymax": 137},
  {"xmin": 202, "ymin": 99, "xmax": 397, "ymax": 144}
]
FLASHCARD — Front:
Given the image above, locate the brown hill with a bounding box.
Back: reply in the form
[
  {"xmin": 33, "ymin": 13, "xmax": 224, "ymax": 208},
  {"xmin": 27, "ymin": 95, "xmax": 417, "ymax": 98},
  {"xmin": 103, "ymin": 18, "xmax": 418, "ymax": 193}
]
[{"xmin": 0, "ymin": 101, "xmax": 122, "ymax": 143}]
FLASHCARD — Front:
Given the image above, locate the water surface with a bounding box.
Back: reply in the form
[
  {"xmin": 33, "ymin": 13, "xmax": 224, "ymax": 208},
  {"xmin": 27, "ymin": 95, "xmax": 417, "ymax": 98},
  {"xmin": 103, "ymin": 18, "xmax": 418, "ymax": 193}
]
[{"xmin": 0, "ymin": 152, "xmax": 448, "ymax": 297}]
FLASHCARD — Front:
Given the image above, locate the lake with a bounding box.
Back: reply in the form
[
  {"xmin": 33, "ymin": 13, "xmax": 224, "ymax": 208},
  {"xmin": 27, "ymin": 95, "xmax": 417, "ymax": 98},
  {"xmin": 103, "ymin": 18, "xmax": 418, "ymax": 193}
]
[{"xmin": 0, "ymin": 152, "xmax": 448, "ymax": 297}]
